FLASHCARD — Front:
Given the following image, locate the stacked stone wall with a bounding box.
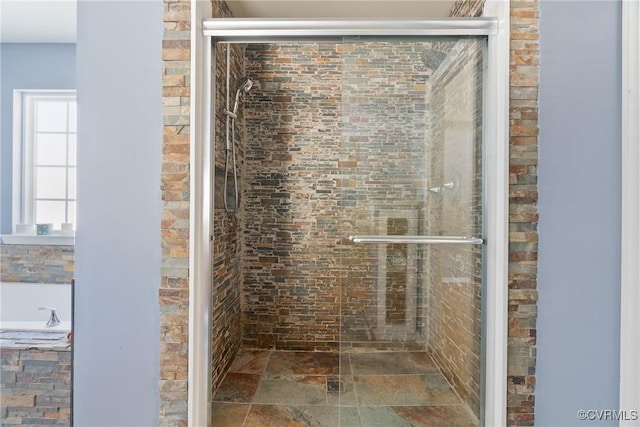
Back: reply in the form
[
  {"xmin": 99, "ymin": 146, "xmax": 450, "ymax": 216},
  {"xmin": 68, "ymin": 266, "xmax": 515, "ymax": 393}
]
[
  {"xmin": 0, "ymin": 348, "xmax": 71, "ymax": 425},
  {"xmin": 0, "ymin": 245, "xmax": 74, "ymax": 284},
  {"xmin": 243, "ymin": 42, "xmax": 434, "ymax": 351},
  {"xmin": 159, "ymin": 0, "xmax": 191, "ymax": 424}
]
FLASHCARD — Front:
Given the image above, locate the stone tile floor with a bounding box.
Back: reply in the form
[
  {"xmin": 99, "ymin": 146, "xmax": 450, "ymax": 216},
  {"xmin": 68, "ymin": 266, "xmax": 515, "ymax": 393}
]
[{"xmin": 211, "ymin": 349, "xmax": 479, "ymax": 426}]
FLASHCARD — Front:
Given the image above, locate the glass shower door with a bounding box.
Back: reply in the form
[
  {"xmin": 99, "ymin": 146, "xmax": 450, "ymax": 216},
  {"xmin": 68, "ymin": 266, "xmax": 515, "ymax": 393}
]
[{"xmin": 338, "ymin": 36, "xmax": 486, "ymax": 425}]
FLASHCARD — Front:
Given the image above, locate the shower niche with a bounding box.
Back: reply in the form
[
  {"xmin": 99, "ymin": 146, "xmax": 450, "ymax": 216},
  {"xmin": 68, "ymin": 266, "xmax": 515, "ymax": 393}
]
[
  {"xmin": 211, "ymin": 33, "xmax": 486, "ymax": 423},
  {"xmin": 373, "ymin": 211, "xmax": 419, "ymax": 342}
]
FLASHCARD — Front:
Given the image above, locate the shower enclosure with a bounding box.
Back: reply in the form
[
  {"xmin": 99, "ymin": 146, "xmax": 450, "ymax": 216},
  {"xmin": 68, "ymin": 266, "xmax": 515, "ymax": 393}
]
[{"xmin": 197, "ymin": 18, "xmax": 508, "ymax": 427}]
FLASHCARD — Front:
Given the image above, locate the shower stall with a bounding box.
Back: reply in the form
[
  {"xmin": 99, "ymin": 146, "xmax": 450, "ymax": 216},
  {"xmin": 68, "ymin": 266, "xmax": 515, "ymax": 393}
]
[{"xmin": 197, "ymin": 18, "xmax": 508, "ymax": 427}]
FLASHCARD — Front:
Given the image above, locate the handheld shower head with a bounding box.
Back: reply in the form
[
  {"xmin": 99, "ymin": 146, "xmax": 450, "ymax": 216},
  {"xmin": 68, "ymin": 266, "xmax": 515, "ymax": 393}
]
[
  {"xmin": 239, "ymin": 78, "xmax": 253, "ymax": 93},
  {"xmin": 232, "ymin": 77, "xmax": 254, "ymax": 114}
]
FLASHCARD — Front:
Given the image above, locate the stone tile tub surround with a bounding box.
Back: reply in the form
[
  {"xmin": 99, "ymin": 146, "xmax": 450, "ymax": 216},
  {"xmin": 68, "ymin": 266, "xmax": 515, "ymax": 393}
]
[
  {"xmin": 0, "ymin": 259, "xmax": 73, "ymax": 425},
  {"xmin": 0, "ymin": 281, "xmax": 72, "ymax": 426},
  {"xmin": 0, "ymin": 346, "xmax": 71, "ymax": 425},
  {"xmin": 0, "ymin": 244, "xmax": 74, "ymax": 284}
]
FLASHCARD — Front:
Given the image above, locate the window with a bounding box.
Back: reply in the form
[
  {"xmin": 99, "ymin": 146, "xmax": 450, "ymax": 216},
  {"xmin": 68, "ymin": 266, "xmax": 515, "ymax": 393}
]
[{"xmin": 13, "ymin": 90, "xmax": 77, "ymax": 232}]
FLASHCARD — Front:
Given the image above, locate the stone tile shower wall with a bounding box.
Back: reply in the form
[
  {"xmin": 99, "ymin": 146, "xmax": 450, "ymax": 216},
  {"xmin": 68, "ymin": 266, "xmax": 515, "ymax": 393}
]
[
  {"xmin": 425, "ymin": 38, "xmax": 484, "ymax": 418},
  {"xmin": 243, "ymin": 43, "xmax": 343, "ymax": 351},
  {"xmin": 240, "ymin": 34, "xmax": 490, "ymax": 419},
  {"xmin": 339, "ymin": 42, "xmax": 431, "ymax": 350},
  {"xmin": 242, "ymin": 42, "xmax": 434, "ymax": 351},
  {"xmin": 211, "ymin": 35, "xmax": 245, "ymax": 391}
]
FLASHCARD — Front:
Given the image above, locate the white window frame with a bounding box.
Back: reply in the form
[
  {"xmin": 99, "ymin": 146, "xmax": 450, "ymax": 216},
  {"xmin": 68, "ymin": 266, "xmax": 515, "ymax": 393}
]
[{"xmin": 11, "ymin": 89, "xmax": 77, "ymax": 238}]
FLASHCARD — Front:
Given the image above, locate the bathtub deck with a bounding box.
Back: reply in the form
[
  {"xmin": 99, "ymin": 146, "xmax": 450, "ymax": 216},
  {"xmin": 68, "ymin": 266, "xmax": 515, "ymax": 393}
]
[{"xmin": 0, "ymin": 329, "xmax": 70, "ymax": 350}]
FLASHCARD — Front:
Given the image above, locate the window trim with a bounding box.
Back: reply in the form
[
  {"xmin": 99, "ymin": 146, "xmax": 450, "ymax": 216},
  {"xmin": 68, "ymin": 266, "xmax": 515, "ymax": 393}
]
[{"xmin": 12, "ymin": 89, "xmax": 77, "ymax": 235}]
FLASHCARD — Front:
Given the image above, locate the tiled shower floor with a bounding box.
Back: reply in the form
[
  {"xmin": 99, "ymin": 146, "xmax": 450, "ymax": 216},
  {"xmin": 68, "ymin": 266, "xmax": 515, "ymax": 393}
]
[{"xmin": 211, "ymin": 349, "xmax": 479, "ymax": 427}]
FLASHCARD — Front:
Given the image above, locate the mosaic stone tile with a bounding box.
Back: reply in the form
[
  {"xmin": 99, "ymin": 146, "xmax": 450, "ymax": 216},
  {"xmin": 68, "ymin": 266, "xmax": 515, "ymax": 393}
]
[{"xmin": 340, "ymin": 353, "xmax": 352, "ymax": 375}]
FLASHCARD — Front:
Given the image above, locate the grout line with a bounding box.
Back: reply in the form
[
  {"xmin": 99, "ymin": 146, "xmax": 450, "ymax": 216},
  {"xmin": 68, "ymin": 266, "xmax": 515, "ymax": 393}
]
[
  {"xmin": 241, "ymin": 350, "xmax": 267, "ymax": 426},
  {"xmin": 240, "ymin": 403, "xmax": 251, "ymax": 427},
  {"xmin": 250, "ymin": 350, "xmax": 270, "ymax": 405},
  {"xmin": 324, "ymin": 375, "xmax": 329, "ymax": 406},
  {"xmin": 346, "ymin": 353, "xmax": 366, "ymax": 427},
  {"xmin": 261, "ymin": 349, "xmax": 272, "ymax": 375},
  {"xmin": 427, "ymin": 353, "xmax": 478, "ymax": 422}
]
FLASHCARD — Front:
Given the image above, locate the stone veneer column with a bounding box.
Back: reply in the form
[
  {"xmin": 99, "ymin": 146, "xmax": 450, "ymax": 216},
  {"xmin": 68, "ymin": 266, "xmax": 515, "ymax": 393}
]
[
  {"xmin": 0, "ymin": 245, "xmax": 74, "ymax": 283},
  {"xmin": 160, "ymin": 0, "xmax": 191, "ymax": 425},
  {"xmin": 160, "ymin": 1, "xmax": 242, "ymax": 423},
  {"xmin": 451, "ymin": 0, "xmax": 540, "ymax": 425},
  {"xmin": 506, "ymin": 1, "xmax": 539, "ymax": 425}
]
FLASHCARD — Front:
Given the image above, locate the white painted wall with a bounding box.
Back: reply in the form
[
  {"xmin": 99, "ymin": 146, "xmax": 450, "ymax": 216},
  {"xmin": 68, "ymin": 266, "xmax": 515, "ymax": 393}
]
[
  {"xmin": 0, "ymin": 282, "xmax": 72, "ymax": 322},
  {"xmin": 0, "ymin": 43, "xmax": 76, "ymax": 233},
  {"xmin": 537, "ymin": 1, "xmax": 622, "ymax": 425},
  {"xmin": 74, "ymin": 1, "xmax": 163, "ymax": 424}
]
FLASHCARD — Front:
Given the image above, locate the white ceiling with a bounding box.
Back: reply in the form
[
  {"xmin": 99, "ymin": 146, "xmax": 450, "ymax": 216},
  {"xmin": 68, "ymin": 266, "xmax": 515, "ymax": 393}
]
[
  {"xmin": 1, "ymin": 0, "xmax": 76, "ymax": 43},
  {"xmin": 0, "ymin": 0, "xmax": 456, "ymax": 43}
]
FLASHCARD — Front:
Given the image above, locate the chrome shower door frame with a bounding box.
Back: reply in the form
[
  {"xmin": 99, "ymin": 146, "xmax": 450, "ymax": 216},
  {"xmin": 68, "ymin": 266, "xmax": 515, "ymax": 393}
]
[{"xmin": 190, "ymin": 5, "xmax": 510, "ymax": 426}]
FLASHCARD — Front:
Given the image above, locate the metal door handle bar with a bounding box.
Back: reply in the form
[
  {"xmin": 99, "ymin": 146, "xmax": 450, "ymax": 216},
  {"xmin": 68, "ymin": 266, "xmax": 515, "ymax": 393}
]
[{"xmin": 348, "ymin": 235, "xmax": 484, "ymax": 244}]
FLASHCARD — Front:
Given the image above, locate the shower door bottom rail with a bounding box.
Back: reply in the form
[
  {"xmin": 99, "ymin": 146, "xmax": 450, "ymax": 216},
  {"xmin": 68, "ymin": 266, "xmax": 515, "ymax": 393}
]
[{"xmin": 348, "ymin": 235, "xmax": 484, "ymax": 244}]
